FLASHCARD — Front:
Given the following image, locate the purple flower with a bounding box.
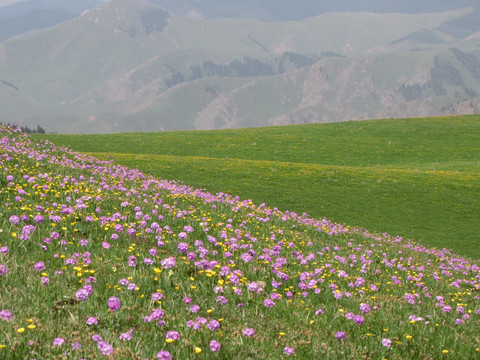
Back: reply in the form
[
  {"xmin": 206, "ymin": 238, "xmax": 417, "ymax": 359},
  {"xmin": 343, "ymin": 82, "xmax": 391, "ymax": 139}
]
[
  {"xmin": 183, "ymin": 297, "xmax": 192, "ymax": 305},
  {"xmin": 53, "ymin": 337, "xmax": 65, "ymax": 346},
  {"xmin": 189, "ymin": 304, "xmax": 200, "ymax": 313},
  {"xmin": 382, "ymin": 338, "xmax": 392, "ymax": 348},
  {"xmin": 209, "ymin": 340, "xmax": 221, "ymax": 352},
  {"xmin": 34, "ymin": 261, "xmax": 45, "ymax": 271},
  {"xmin": 243, "ymin": 328, "xmax": 255, "ymax": 337},
  {"xmin": 98, "ymin": 341, "xmax": 114, "ymax": 355},
  {"xmin": 359, "ymin": 303, "xmax": 371, "ymax": 314},
  {"xmin": 92, "ymin": 334, "xmax": 102, "ymax": 342},
  {"xmin": 264, "ymin": 299, "xmax": 275, "ymax": 308},
  {"xmin": 353, "ymin": 315, "xmax": 365, "ymax": 326},
  {"xmin": 152, "ymin": 292, "xmax": 164, "ymax": 301},
  {"xmin": 76, "ymin": 289, "xmax": 90, "ymax": 301},
  {"xmin": 33, "ymin": 215, "xmax": 44, "ymax": 223},
  {"xmin": 83, "ymin": 284, "xmax": 94, "ymax": 295},
  {"xmin": 119, "ymin": 328, "xmax": 133, "ymax": 341},
  {"xmin": 335, "ymin": 331, "xmax": 346, "ymax": 340},
  {"xmin": 86, "ymin": 317, "xmax": 98, "ymax": 325},
  {"xmin": 283, "ymin": 347, "xmax": 295, "ymax": 356},
  {"xmin": 404, "ymin": 293, "xmax": 415, "ymax": 305},
  {"xmin": 315, "ymin": 308, "xmax": 325, "ymax": 316},
  {"xmin": 143, "ymin": 258, "xmax": 154, "ymax": 265},
  {"xmin": 160, "ymin": 256, "xmax": 176, "ymax": 269},
  {"xmin": 156, "ymin": 350, "xmax": 172, "ymax": 360},
  {"xmin": 177, "ymin": 242, "xmax": 189, "ymax": 253},
  {"xmin": 0, "ymin": 310, "xmax": 12, "ymax": 321},
  {"xmin": 208, "ymin": 320, "xmax": 220, "ymax": 331},
  {"xmin": 443, "ymin": 305, "xmax": 452, "ymax": 313},
  {"xmin": 166, "ymin": 330, "xmax": 180, "ymax": 341},
  {"xmin": 150, "ymin": 309, "xmax": 165, "ymax": 320},
  {"xmin": 9, "ymin": 215, "xmax": 20, "ymax": 225},
  {"xmin": 107, "ymin": 296, "xmax": 121, "ymax": 312},
  {"xmin": 216, "ymin": 296, "xmax": 228, "ymax": 305},
  {"xmin": 0, "ymin": 264, "xmax": 7, "ymax": 276}
]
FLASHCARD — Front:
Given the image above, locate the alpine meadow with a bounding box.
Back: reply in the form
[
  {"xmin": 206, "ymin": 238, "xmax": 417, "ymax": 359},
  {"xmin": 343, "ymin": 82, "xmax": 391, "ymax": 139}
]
[
  {"xmin": 1, "ymin": 115, "xmax": 479, "ymax": 359},
  {"xmin": 2, "ymin": 0, "xmax": 480, "ymax": 359}
]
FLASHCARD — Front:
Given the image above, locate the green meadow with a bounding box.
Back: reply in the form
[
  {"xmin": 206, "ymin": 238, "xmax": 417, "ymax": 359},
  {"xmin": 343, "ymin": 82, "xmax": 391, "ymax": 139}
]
[{"xmin": 36, "ymin": 115, "xmax": 480, "ymax": 259}]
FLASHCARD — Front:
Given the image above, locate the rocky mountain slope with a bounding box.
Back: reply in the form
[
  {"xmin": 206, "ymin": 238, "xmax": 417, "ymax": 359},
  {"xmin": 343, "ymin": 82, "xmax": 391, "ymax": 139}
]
[{"xmin": 0, "ymin": 0, "xmax": 479, "ymax": 133}]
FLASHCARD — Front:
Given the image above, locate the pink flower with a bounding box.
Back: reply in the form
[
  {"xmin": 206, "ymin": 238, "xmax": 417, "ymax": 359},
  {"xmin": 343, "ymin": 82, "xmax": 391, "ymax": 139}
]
[
  {"xmin": 166, "ymin": 330, "xmax": 180, "ymax": 341},
  {"xmin": 359, "ymin": 303, "xmax": 371, "ymax": 314},
  {"xmin": 264, "ymin": 299, "xmax": 275, "ymax": 308},
  {"xmin": 86, "ymin": 317, "xmax": 98, "ymax": 325},
  {"xmin": 156, "ymin": 350, "xmax": 172, "ymax": 360},
  {"xmin": 283, "ymin": 346, "xmax": 295, "ymax": 356},
  {"xmin": 119, "ymin": 328, "xmax": 133, "ymax": 341},
  {"xmin": 209, "ymin": 340, "xmax": 221, "ymax": 352},
  {"xmin": 0, "ymin": 310, "xmax": 12, "ymax": 321},
  {"xmin": 160, "ymin": 257, "xmax": 176, "ymax": 269},
  {"xmin": 208, "ymin": 320, "xmax": 220, "ymax": 331},
  {"xmin": 107, "ymin": 296, "xmax": 121, "ymax": 311},
  {"xmin": 53, "ymin": 337, "xmax": 65, "ymax": 346},
  {"xmin": 34, "ymin": 261, "xmax": 45, "ymax": 271},
  {"xmin": 189, "ymin": 304, "xmax": 200, "ymax": 313},
  {"xmin": 76, "ymin": 289, "xmax": 89, "ymax": 301},
  {"xmin": 243, "ymin": 328, "xmax": 255, "ymax": 337},
  {"xmin": 381, "ymin": 338, "xmax": 392, "ymax": 348},
  {"xmin": 98, "ymin": 341, "xmax": 114, "ymax": 355}
]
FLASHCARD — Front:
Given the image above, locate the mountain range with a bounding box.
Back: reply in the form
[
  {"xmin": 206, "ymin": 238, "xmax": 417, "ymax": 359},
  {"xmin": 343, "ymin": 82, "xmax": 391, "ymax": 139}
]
[{"xmin": 1, "ymin": 0, "xmax": 480, "ymax": 133}]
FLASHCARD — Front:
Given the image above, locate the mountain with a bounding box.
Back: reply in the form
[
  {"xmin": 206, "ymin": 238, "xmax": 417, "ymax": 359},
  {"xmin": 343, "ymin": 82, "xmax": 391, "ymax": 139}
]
[
  {"xmin": 0, "ymin": 0, "xmax": 103, "ymax": 41},
  {"xmin": 0, "ymin": 0, "xmax": 480, "ymax": 133},
  {"xmin": 146, "ymin": 0, "xmax": 479, "ymax": 21}
]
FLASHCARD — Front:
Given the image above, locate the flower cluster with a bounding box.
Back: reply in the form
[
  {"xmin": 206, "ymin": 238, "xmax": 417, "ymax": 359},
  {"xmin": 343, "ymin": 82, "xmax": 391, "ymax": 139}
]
[{"xmin": 0, "ymin": 126, "xmax": 479, "ymax": 359}]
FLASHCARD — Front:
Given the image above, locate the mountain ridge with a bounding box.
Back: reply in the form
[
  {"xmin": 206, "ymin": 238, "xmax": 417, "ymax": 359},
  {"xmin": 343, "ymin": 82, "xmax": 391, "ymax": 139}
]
[{"xmin": 1, "ymin": 0, "xmax": 479, "ymax": 133}]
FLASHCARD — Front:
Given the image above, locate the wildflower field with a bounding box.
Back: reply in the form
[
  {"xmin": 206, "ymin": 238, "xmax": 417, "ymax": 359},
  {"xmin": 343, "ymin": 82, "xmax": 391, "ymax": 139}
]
[
  {"xmin": 38, "ymin": 115, "xmax": 480, "ymax": 258},
  {"xmin": 1, "ymin": 123, "xmax": 480, "ymax": 359}
]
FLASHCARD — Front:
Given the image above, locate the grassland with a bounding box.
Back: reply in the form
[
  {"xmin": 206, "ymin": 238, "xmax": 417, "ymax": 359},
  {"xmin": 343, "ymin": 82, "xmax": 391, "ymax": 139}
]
[
  {"xmin": 3, "ymin": 124, "xmax": 480, "ymax": 359},
  {"xmin": 36, "ymin": 115, "xmax": 480, "ymax": 258}
]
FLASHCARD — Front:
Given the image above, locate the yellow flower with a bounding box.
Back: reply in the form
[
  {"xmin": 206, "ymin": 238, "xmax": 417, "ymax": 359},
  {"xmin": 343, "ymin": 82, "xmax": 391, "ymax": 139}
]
[
  {"xmin": 194, "ymin": 347, "xmax": 202, "ymax": 354},
  {"xmin": 405, "ymin": 335, "xmax": 413, "ymax": 340},
  {"xmin": 17, "ymin": 328, "xmax": 25, "ymax": 334},
  {"xmin": 27, "ymin": 325, "xmax": 36, "ymax": 330},
  {"xmin": 443, "ymin": 350, "xmax": 449, "ymax": 354}
]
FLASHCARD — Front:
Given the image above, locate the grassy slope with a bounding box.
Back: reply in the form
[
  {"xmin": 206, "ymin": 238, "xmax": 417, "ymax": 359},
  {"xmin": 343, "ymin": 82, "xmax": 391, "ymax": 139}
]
[{"xmin": 36, "ymin": 115, "xmax": 480, "ymax": 258}]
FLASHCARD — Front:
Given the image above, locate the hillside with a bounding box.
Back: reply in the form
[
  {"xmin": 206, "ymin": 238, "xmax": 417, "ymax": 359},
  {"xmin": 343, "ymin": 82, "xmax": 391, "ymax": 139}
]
[
  {"xmin": 1, "ymin": 0, "xmax": 480, "ymax": 133},
  {"xmin": 36, "ymin": 115, "xmax": 480, "ymax": 259},
  {"xmin": 2, "ymin": 124, "xmax": 480, "ymax": 359}
]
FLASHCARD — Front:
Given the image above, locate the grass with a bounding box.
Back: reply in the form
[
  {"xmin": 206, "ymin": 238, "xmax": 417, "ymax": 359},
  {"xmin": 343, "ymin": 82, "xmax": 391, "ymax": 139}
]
[
  {"xmin": 4, "ymin": 125, "xmax": 480, "ymax": 359},
  {"xmin": 2, "ymin": 124, "xmax": 480, "ymax": 359},
  {"xmin": 35, "ymin": 115, "xmax": 480, "ymax": 259}
]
